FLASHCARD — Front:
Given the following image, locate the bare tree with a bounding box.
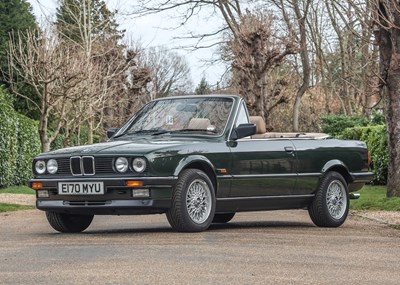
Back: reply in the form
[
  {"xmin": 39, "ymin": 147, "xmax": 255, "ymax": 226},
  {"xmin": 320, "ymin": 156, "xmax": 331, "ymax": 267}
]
[
  {"xmin": 140, "ymin": 46, "xmax": 192, "ymax": 100},
  {"xmin": 8, "ymin": 29, "xmax": 87, "ymax": 152},
  {"xmin": 226, "ymin": 11, "xmax": 296, "ymax": 119},
  {"xmin": 132, "ymin": 1, "xmax": 295, "ymax": 121}
]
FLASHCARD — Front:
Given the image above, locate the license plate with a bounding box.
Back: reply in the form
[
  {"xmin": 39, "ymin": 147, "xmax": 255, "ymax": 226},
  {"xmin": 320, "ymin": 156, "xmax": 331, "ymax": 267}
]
[{"xmin": 58, "ymin": 182, "xmax": 104, "ymax": 195}]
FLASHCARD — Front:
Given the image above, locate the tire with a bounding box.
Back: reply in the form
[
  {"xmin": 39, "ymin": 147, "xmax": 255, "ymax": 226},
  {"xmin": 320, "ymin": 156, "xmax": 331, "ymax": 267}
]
[
  {"xmin": 46, "ymin": 211, "xmax": 94, "ymax": 233},
  {"xmin": 212, "ymin": 213, "xmax": 235, "ymax": 223},
  {"xmin": 166, "ymin": 169, "xmax": 216, "ymax": 232},
  {"xmin": 308, "ymin": 171, "xmax": 349, "ymax": 227}
]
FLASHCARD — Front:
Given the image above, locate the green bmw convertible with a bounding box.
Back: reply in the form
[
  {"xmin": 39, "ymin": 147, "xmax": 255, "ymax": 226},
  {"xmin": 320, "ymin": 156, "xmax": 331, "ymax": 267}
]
[{"xmin": 30, "ymin": 95, "xmax": 373, "ymax": 232}]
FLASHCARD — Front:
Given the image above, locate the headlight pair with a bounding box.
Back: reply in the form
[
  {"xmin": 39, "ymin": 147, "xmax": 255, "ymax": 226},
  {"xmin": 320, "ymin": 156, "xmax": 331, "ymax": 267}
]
[
  {"xmin": 115, "ymin": 157, "xmax": 147, "ymax": 173},
  {"xmin": 35, "ymin": 159, "xmax": 58, "ymax": 174}
]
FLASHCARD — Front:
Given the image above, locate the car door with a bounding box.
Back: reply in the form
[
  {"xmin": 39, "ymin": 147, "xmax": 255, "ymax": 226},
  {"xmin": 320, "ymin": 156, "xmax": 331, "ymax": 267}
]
[
  {"xmin": 228, "ymin": 138, "xmax": 297, "ymax": 197},
  {"xmin": 227, "ymin": 102, "xmax": 297, "ymax": 197}
]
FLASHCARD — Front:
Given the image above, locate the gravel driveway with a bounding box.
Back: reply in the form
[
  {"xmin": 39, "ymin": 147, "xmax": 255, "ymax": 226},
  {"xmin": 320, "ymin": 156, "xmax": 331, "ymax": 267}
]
[{"xmin": 1, "ymin": 208, "xmax": 400, "ymax": 284}]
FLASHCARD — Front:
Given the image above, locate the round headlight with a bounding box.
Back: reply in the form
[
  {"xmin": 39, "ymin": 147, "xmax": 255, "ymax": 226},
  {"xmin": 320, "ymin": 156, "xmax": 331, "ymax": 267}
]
[
  {"xmin": 35, "ymin": 160, "xmax": 46, "ymax": 174},
  {"xmin": 115, "ymin": 157, "xmax": 129, "ymax": 173},
  {"xmin": 132, "ymin": 157, "xmax": 147, "ymax": 173},
  {"xmin": 47, "ymin": 159, "xmax": 58, "ymax": 174}
]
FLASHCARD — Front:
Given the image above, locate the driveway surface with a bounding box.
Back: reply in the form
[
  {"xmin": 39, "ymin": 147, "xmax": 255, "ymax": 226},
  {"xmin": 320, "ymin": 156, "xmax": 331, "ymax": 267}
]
[{"xmin": 1, "ymin": 209, "xmax": 399, "ymax": 284}]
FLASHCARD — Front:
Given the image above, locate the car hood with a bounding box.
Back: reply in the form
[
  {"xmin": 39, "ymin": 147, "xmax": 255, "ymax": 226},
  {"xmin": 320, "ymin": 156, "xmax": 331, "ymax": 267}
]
[{"xmin": 38, "ymin": 137, "xmax": 206, "ymax": 157}]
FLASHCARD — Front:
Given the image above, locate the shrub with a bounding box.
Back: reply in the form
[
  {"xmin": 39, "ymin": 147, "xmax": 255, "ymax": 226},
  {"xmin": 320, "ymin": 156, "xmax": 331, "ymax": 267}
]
[
  {"xmin": 14, "ymin": 113, "xmax": 41, "ymax": 185},
  {"xmin": 319, "ymin": 114, "xmax": 369, "ymax": 137},
  {"xmin": 0, "ymin": 87, "xmax": 40, "ymax": 187},
  {"xmin": 0, "ymin": 89, "xmax": 18, "ymax": 187},
  {"xmin": 341, "ymin": 125, "xmax": 387, "ymax": 184}
]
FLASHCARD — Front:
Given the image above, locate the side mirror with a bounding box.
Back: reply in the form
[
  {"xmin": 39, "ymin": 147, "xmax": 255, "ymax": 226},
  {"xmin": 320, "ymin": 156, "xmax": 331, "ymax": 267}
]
[
  {"xmin": 107, "ymin": 128, "xmax": 118, "ymax": 138},
  {"xmin": 230, "ymin": 123, "xmax": 256, "ymax": 140}
]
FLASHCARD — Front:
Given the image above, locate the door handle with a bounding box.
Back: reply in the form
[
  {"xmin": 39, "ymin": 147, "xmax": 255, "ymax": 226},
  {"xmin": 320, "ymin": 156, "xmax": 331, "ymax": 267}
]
[{"xmin": 284, "ymin": 146, "xmax": 294, "ymax": 153}]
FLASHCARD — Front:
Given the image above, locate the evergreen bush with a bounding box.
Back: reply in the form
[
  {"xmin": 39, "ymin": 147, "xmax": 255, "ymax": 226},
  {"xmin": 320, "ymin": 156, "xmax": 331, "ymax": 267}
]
[
  {"xmin": 319, "ymin": 114, "xmax": 369, "ymax": 137},
  {"xmin": 341, "ymin": 125, "xmax": 387, "ymax": 184},
  {"xmin": 0, "ymin": 89, "xmax": 18, "ymax": 187},
  {"xmin": 0, "ymin": 87, "xmax": 40, "ymax": 187}
]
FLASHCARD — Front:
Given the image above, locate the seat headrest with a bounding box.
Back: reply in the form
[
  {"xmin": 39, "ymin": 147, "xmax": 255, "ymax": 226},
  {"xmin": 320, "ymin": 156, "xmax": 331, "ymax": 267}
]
[
  {"xmin": 188, "ymin": 118, "xmax": 210, "ymax": 129},
  {"xmin": 249, "ymin": 116, "xmax": 266, "ymax": 134}
]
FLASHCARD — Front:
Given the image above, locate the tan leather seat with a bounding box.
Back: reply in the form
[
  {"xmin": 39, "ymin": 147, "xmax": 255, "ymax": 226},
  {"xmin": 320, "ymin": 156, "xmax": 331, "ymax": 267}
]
[
  {"xmin": 188, "ymin": 118, "xmax": 210, "ymax": 129},
  {"xmin": 249, "ymin": 116, "xmax": 266, "ymax": 136}
]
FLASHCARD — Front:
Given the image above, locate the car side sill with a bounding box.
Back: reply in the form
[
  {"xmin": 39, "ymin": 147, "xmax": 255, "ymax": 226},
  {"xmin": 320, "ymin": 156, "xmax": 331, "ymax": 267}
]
[{"xmin": 216, "ymin": 194, "xmax": 314, "ymax": 213}]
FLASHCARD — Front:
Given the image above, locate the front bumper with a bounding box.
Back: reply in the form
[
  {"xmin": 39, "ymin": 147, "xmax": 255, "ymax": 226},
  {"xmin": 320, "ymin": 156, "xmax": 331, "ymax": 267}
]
[{"xmin": 30, "ymin": 176, "xmax": 177, "ymax": 215}]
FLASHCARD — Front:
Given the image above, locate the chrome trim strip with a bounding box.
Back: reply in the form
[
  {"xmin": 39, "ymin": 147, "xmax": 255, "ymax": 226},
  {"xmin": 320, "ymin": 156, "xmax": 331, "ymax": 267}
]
[
  {"xmin": 31, "ymin": 176, "xmax": 178, "ymax": 182},
  {"xmin": 297, "ymin": 173, "xmax": 321, "ymax": 177},
  {"xmin": 217, "ymin": 194, "xmax": 314, "ymax": 201},
  {"xmin": 231, "ymin": 174, "xmax": 298, "ymax": 179}
]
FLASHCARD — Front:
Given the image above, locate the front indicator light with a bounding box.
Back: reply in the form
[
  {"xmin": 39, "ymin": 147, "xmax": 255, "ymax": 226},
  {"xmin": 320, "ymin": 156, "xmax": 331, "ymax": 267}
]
[
  {"xmin": 37, "ymin": 190, "xmax": 49, "ymax": 198},
  {"xmin": 126, "ymin": 180, "xmax": 143, "ymax": 187},
  {"xmin": 132, "ymin": 189, "xmax": 150, "ymax": 198},
  {"xmin": 31, "ymin": 182, "xmax": 43, "ymax": 189}
]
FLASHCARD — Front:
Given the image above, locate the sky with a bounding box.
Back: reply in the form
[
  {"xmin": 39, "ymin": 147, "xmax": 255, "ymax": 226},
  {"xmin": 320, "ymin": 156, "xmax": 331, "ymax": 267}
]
[{"xmin": 26, "ymin": 0, "xmax": 228, "ymax": 88}]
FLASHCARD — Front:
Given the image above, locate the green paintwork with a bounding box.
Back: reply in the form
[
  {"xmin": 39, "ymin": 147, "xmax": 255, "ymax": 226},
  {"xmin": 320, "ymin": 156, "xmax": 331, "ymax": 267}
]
[{"xmin": 31, "ymin": 95, "xmax": 374, "ymax": 215}]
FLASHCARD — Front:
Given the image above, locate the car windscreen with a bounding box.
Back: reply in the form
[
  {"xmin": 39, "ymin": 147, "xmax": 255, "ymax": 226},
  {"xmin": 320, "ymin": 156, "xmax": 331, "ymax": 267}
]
[{"xmin": 122, "ymin": 97, "xmax": 233, "ymax": 136}]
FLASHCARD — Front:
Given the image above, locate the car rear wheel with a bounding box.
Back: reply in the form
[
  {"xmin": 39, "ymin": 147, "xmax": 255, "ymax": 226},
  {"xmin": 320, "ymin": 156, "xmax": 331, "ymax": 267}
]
[
  {"xmin": 308, "ymin": 171, "xmax": 349, "ymax": 227},
  {"xmin": 212, "ymin": 213, "xmax": 235, "ymax": 223},
  {"xmin": 46, "ymin": 211, "xmax": 94, "ymax": 233},
  {"xmin": 166, "ymin": 169, "xmax": 216, "ymax": 232}
]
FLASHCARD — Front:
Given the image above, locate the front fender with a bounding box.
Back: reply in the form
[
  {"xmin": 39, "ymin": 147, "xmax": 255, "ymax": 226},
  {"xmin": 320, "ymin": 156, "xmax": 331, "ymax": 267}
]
[{"xmin": 173, "ymin": 155, "xmax": 216, "ymax": 177}]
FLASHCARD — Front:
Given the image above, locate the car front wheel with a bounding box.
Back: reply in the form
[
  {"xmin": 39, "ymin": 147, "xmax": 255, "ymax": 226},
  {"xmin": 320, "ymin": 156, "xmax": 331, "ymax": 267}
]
[
  {"xmin": 308, "ymin": 171, "xmax": 349, "ymax": 227},
  {"xmin": 166, "ymin": 169, "xmax": 216, "ymax": 232},
  {"xmin": 46, "ymin": 211, "xmax": 94, "ymax": 233}
]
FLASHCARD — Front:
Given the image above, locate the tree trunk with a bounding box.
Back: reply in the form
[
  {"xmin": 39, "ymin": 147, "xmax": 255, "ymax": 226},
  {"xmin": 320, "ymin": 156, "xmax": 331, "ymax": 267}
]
[
  {"xmin": 376, "ymin": 1, "xmax": 400, "ymax": 197},
  {"xmin": 386, "ymin": 65, "xmax": 400, "ymax": 197}
]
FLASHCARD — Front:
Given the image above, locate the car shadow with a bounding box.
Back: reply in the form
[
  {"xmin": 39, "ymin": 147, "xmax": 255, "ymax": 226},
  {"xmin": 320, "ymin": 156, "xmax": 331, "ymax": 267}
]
[{"xmin": 48, "ymin": 219, "xmax": 315, "ymax": 235}]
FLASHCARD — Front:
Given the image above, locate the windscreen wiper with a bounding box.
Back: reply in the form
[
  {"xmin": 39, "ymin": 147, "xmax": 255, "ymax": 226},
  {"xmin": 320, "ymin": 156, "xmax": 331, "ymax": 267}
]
[{"xmin": 113, "ymin": 129, "xmax": 167, "ymax": 138}]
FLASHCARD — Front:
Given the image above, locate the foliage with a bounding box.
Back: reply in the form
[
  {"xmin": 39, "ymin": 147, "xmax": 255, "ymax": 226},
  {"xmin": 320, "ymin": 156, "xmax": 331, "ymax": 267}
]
[
  {"xmin": 0, "ymin": 0, "xmax": 38, "ymax": 119},
  {"xmin": 15, "ymin": 113, "xmax": 41, "ymax": 184},
  {"xmin": 0, "ymin": 87, "xmax": 40, "ymax": 187},
  {"xmin": 350, "ymin": 185, "xmax": 400, "ymax": 211},
  {"xmin": 0, "ymin": 87, "xmax": 18, "ymax": 187},
  {"xmin": 50, "ymin": 127, "xmax": 101, "ymax": 150},
  {"xmin": 341, "ymin": 125, "xmax": 387, "ymax": 185},
  {"xmin": 319, "ymin": 114, "xmax": 369, "ymax": 137},
  {"xmin": 56, "ymin": 0, "xmax": 122, "ymax": 43},
  {"xmin": 195, "ymin": 77, "xmax": 212, "ymax": 95}
]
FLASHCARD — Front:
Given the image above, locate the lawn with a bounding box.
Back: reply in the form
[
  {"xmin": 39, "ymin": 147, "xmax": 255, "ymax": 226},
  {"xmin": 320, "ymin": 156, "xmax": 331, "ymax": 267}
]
[
  {"xmin": 350, "ymin": 185, "xmax": 400, "ymax": 211},
  {"xmin": 0, "ymin": 186, "xmax": 35, "ymax": 212},
  {"xmin": 0, "ymin": 203, "xmax": 34, "ymax": 212},
  {"xmin": 0, "ymin": 185, "xmax": 35, "ymax": 195}
]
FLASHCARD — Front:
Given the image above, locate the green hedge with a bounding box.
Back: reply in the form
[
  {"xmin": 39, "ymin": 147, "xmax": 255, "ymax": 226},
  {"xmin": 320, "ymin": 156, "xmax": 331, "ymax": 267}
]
[
  {"xmin": 319, "ymin": 114, "xmax": 369, "ymax": 137},
  {"xmin": 0, "ymin": 88, "xmax": 40, "ymax": 187},
  {"xmin": 0, "ymin": 91, "xmax": 18, "ymax": 187},
  {"xmin": 14, "ymin": 113, "xmax": 41, "ymax": 185},
  {"xmin": 341, "ymin": 125, "xmax": 387, "ymax": 184}
]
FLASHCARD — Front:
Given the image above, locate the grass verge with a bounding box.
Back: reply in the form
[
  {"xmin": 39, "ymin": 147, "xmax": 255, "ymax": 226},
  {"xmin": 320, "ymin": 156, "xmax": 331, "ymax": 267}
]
[
  {"xmin": 0, "ymin": 203, "xmax": 34, "ymax": 212},
  {"xmin": 0, "ymin": 185, "xmax": 35, "ymax": 195},
  {"xmin": 350, "ymin": 185, "xmax": 400, "ymax": 211}
]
